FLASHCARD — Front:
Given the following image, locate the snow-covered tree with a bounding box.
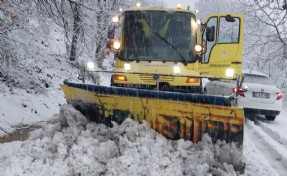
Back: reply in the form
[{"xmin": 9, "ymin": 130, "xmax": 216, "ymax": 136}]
[
  {"xmin": 0, "ymin": 0, "xmax": 162, "ymax": 93},
  {"xmin": 239, "ymin": 0, "xmax": 287, "ymax": 94},
  {"xmin": 37, "ymin": 0, "xmax": 161, "ymax": 68}
]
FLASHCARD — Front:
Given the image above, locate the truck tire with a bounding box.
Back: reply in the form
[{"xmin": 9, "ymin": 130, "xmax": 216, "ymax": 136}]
[{"xmin": 265, "ymin": 115, "xmax": 276, "ymax": 121}]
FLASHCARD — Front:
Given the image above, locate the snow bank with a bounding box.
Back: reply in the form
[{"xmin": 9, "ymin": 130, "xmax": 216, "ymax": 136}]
[{"xmin": 0, "ymin": 105, "xmax": 244, "ymax": 176}]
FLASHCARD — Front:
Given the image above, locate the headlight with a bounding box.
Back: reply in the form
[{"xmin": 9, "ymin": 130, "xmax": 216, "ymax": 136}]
[
  {"xmin": 195, "ymin": 44, "xmax": 204, "ymax": 53},
  {"xmin": 112, "ymin": 15, "xmax": 119, "ymax": 23},
  {"xmin": 124, "ymin": 63, "xmax": 131, "ymax": 71},
  {"xmin": 87, "ymin": 61, "xmax": 95, "ymax": 70},
  {"xmin": 113, "ymin": 40, "xmax": 121, "ymax": 50},
  {"xmin": 226, "ymin": 68, "xmax": 234, "ymax": 77},
  {"xmin": 173, "ymin": 66, "xmax": 180, "ymax": 74}
]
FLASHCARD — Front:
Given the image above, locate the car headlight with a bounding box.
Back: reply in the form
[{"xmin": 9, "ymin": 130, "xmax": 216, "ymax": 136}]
[
  {"xmin": 226, "ymin": 68, "xmax": 234, "ymax": 77},
  {"xmin": 87, "ymin": 61, "xmax": 95, "ymax": 70},
  {"xmin": 124, "ymin": 63, "xmax": 131, "ymax": 71},
  {"xmin": 173, "ymin": 66, "xmax": 180, "ymax": 74}
]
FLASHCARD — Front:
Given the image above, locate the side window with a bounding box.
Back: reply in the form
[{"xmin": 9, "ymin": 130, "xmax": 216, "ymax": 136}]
[
  {"xmin": 218, "ymin": 17, "xmax": 240, "ymax": 44},
  {"xmin": 202, "ymin": 17, "xmax": 218, "ymax": 64}
]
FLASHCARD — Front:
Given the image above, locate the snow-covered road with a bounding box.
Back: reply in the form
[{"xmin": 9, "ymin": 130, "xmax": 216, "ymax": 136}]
[{"xmin": 244, "ymin": 108, "xmax": 287, "ymax": 176}]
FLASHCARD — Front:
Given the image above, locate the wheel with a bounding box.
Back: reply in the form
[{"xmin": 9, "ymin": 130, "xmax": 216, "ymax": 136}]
[{"xmin": 265, "ymin": 115, "xmax": 276, "ymax": 121}]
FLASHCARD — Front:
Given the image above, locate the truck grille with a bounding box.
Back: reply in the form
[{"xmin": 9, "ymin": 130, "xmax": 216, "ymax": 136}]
[{"xmin": 138, "ymin": 75, "xmax": 175, "ymax": 83}]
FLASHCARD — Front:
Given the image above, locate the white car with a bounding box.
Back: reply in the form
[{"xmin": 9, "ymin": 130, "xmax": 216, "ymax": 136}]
[{"xmin": 204, "ymin": 70, "xmax": 284, "ymax": 121}]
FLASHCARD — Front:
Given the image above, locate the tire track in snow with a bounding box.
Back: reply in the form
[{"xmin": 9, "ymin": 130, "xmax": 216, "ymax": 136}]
[
  {"xmin": 257, "ymin": 121, "xmax": 287, "ymax": 147},
  {"xmin": 245, "ymin": 119, "xmax": 287, "ymax": 176}
]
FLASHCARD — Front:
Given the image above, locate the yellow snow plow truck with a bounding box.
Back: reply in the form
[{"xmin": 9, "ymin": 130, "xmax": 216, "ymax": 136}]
[{"xmin": 61, "ymin": 4, "xmax": 245, "ymax": 147}]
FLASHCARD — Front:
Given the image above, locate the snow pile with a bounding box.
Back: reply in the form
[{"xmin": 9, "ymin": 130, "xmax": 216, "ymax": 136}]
[{"xmin": 0, "ymin": 105, "xmax": 244, "ymax": 176}]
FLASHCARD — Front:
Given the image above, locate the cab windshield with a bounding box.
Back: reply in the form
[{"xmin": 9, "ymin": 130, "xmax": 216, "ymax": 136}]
[{"xmin": 119, "ymin": 10, "xmax": 197, "ymax": 63}]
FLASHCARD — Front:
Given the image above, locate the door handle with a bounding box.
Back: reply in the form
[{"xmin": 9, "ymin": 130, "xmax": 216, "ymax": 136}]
[{"xmin": 231, "ymin": 61, "xmax": 242, "ymax": 64}]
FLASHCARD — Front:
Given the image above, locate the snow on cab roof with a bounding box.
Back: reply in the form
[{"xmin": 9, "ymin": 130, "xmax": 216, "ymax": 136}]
[{"xmin": 124, "ymin": 7, "xmax": 195, "ymax": 14}]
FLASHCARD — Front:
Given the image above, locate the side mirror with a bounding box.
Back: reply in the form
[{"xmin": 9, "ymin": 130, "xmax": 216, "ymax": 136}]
[
  {"xmin": 206, "ymin": 26, "xmax": 215, "ymax": 42},
  {"xmin": 225, "ymin": 15, "xmax": 235, "ymax": 22},
  {"xmin": 241, "ymin": 85, "xmax": 248, "ymax": 92}
]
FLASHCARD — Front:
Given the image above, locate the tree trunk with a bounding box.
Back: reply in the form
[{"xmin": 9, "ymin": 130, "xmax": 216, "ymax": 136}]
[
  {"xmin": 95, "ymin": 0, "xmax": 110, "ymax": 68},
  {"xmin": 69, "ymin": 2, "xmax": 81, "ymax": 61}
]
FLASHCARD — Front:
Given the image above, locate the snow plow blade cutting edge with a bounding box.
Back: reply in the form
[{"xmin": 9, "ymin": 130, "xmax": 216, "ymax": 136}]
[{"xmin": 61, "ymin": 81, "xmax": 244, "ymax": 147}]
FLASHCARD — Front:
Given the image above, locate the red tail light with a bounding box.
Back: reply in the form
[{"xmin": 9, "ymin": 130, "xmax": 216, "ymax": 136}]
[
  {"xmin": 276, "ymin": 92, "xmax": 283, "ymax": 100},
  {"xmin": 232, "ymin": 88, "xmax": 245, "ymax": 97}
]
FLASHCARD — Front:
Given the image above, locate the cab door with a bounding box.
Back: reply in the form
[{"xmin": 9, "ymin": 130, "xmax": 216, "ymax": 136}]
[{"xmin": 198, "ymin": 14, "xmax": 244, "ymax": 79}]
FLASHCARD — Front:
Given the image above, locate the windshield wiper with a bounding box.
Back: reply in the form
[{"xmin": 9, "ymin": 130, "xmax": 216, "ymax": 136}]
[{"xmin": 151, "ymin": 31, "xmax": 187, "ymax": 65}]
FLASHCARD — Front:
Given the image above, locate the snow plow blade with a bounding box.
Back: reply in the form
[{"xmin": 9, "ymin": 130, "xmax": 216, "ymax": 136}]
[{"xmin": 61, "ymin": 80, "xmax": 244, "ymax": 147}]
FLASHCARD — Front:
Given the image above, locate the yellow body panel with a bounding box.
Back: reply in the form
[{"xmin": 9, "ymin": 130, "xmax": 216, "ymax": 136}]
[
  {"xmin": 114, "ymin": 60, "xmax": 200, "ymax": 86},
  {"xmin": 197, "ymin": 14, "xmax": 244, "ymax": 79}
]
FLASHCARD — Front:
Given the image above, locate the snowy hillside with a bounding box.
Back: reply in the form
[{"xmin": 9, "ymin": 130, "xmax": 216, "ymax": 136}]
[
  {"xmin": 1, "ymin": 1, "xmax": 287, "ymax": 175},
  {"xmin": 0, "ymin": 22, "xmax": 78, "ymax": 134}
]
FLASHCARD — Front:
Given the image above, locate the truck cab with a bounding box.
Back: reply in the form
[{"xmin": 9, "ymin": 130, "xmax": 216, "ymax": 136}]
[{"xmin": 108, "ymin": 5, "xmax": 244, "ymax": 93}]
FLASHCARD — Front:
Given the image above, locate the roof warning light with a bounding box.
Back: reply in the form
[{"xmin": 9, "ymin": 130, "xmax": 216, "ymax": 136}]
[{"xmin": 176, "ymin": 4, "xmax": 182, "ymax": 9}]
